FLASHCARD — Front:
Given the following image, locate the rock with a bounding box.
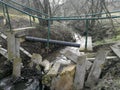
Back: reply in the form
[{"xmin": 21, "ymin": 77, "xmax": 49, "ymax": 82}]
[
  {"xmin": 51, "ymin": 65, "xmax": 76, "ymax": 90},
  {"xmin": 0, "ymin": 60, "xmax": 12, "ymax": 79},
  {"xmin": 29, "ymin": 53, "xmax": 42, "ymax": 71},
  {"xmin": 24, "ymin": 79, "xmax": 39, "ymax": 90},
  {"xmin": 41, "ymin": 59, "xmax": 50, "ymax": 71},
  {"xmin": 0, "ymin": 77, "xmax": 14, "ymax": 90},
  {"xmin": 31, "ymin": 53, "xmax": 42, "ymax": 65},
  {"xmin": 61, "ymin": 49, "xmax": 84, "ymax": 64},
  {"xmin": 42, "ymin": 62, "xmax": 61, "ymax": 86},
  {"xmin": 0, "ymin": 77, "xmax": 40, "ymax": 90},
  {"xmin": 55, "ymin": 55, "xmax": 71, "ymax": 65}
]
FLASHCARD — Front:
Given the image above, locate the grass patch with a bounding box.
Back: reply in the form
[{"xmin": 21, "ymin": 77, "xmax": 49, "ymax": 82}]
[{"xmin": 94, "ymin": 34, "xmax": 120, "ymax": 46}]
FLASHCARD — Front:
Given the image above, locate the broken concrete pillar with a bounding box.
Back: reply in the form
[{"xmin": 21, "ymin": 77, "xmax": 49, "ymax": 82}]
[
  {"xmin": 12, "ymin": 57, "xmax": 22, "ymax": 77},
  {"xmin": 7, "ymin": 31, "xmax": 22, "ymax": 78},
  {"xmin": 7, "ymin": 32, "xmax": 16, "ymax": 60}
]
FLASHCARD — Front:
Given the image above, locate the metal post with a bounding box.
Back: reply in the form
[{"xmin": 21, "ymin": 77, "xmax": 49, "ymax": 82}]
[
  {"xmin": 2, "ymin": 3, "xmax": 6, "ymax": 17},
  {"xmin": 28, "ymin": 0, "xmax": 32, "ymax": 26},
  {"xmin": 5, "ymin": 5, "xmax": 12, "ymax": 32},
  {"xmin": 85, "ymin": 19, "xmax": 89, "ymax": 50},
  {"xmin": 29, "ymin": 15, "xmax": 32, "ymax": 26},
  {"xmin": 47, "ymin": 20, "xmax": 50, "ymax": 48}
]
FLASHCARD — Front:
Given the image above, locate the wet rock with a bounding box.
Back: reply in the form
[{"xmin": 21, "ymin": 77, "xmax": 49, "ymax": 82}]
[
  {"xmin": 0, "ymin": 60, "xmax": 12, "ymax": 79},
  {"xmin": 13, "ymin": 78, "xmax": 40, "ymax": 90},
  {"xmin": 55, "ymin": 55, "xmax": 71, "ymax": 65},
  {"xmin": 0, "ymin": 77, "xmax": 14, "ymax": 90},
  {"xmin": 0, "ymin": 77, "xmax": 40, "ymax": 90},
  {"xmin": 40, "ymin": 60, "xmax": 50, "ymax": 72}
]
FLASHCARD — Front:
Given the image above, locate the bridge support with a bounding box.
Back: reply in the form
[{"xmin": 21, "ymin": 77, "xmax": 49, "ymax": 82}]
[{"xmin": 7, "ymin": 31, "xmax": 22, "ymax": 78}]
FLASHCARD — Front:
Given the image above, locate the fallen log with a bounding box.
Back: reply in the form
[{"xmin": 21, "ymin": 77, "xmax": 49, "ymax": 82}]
[
  {"xmin": 62, "ymin": 49, "xmax": 84, "ymax": 64},
  {"xmin": 47, "ymin": 62, "xmax": 61, "ymax": 76},
  {"xmin": 42, "ymin": 62, "xmax": 61, "ymax": 86},
  {"xmin": 74, "ymin": 55, "xmax": 86, "ymax": 90},
  {"xmin": 85, "ymin": 49, "xmax": 109, "ymax": 88},
  {"xmin": 85, "ymin": 60, "xmax": 92, "ymax": 71}
]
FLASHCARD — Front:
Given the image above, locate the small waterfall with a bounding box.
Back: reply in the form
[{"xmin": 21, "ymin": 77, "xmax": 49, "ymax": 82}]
[{"xmin": 55, "ymin": 32, "xmax": 84, "ymax": 65}]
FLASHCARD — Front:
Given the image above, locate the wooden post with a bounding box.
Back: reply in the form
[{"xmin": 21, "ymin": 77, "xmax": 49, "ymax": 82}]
[
  {"xmin": 74, "ymin": 55, "xmax": 86, "ymax": 90},
  {"xmin": 85, "ymin": 49, "xmax": 108, "ymax": 88}
]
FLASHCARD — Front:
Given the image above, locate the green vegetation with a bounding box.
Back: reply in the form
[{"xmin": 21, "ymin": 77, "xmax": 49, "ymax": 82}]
[{"xmin": 94, "ymin": 13, "xmax": 120, "ymax": 45}]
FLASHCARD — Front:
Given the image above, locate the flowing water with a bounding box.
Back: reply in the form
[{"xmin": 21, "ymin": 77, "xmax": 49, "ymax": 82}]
[{"xmin": 54, "ymin": 33, "xmax": 84, "ymax": 64}]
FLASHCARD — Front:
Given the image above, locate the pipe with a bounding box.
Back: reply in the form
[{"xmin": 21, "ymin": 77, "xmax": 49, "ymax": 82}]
[{"xmin": 25, "ymin": 36, "xmax": 80, "ymax": 47}]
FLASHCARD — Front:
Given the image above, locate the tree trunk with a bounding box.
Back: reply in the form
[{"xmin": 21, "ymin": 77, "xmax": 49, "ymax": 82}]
[
  {"xmin": 33, "ymin": 0, "xmax": 52, "ymax": 26},
  {"xmin": 33, "ymin": 0, "xmax": 44, "ymax": 26}
]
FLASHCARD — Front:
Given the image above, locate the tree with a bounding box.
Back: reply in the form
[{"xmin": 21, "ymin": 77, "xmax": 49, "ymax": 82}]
[{"xmin": 32, "ymin": 0, "xmax": 51, "ymax": 26}]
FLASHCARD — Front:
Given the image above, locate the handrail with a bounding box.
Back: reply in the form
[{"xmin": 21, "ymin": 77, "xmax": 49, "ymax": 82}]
[
  {"xmin": 9, "ymin": 0, "xmax": 49, "ymax": 17},
  {"xmin": 9, "ymin": 0, "xmax": 120, "ymax": 19},
  {"xmin": 47, "ymin": 15, "xmax": 120, "ymax": 21},
  {"xmin": 0, "ymin": 0, "xmax": 45, "ymax": 20},
  {"xmin": 52, "ymin": 10, "xmax": 120, "ymax": 19},
  {"xmin": 1, "ymin": 0, "xmax": 120, "ymax": 21}
]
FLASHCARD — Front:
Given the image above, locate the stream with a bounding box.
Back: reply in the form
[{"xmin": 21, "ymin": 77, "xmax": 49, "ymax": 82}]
[{"xmin": 54, "ymin": 33, "xmax": 84, "ymax": 64}]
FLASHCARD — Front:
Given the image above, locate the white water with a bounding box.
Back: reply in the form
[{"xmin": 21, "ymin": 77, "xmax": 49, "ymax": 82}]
[{"xmin": 55, "ymin": 33, "xmax": 84, "ymax": 65}]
